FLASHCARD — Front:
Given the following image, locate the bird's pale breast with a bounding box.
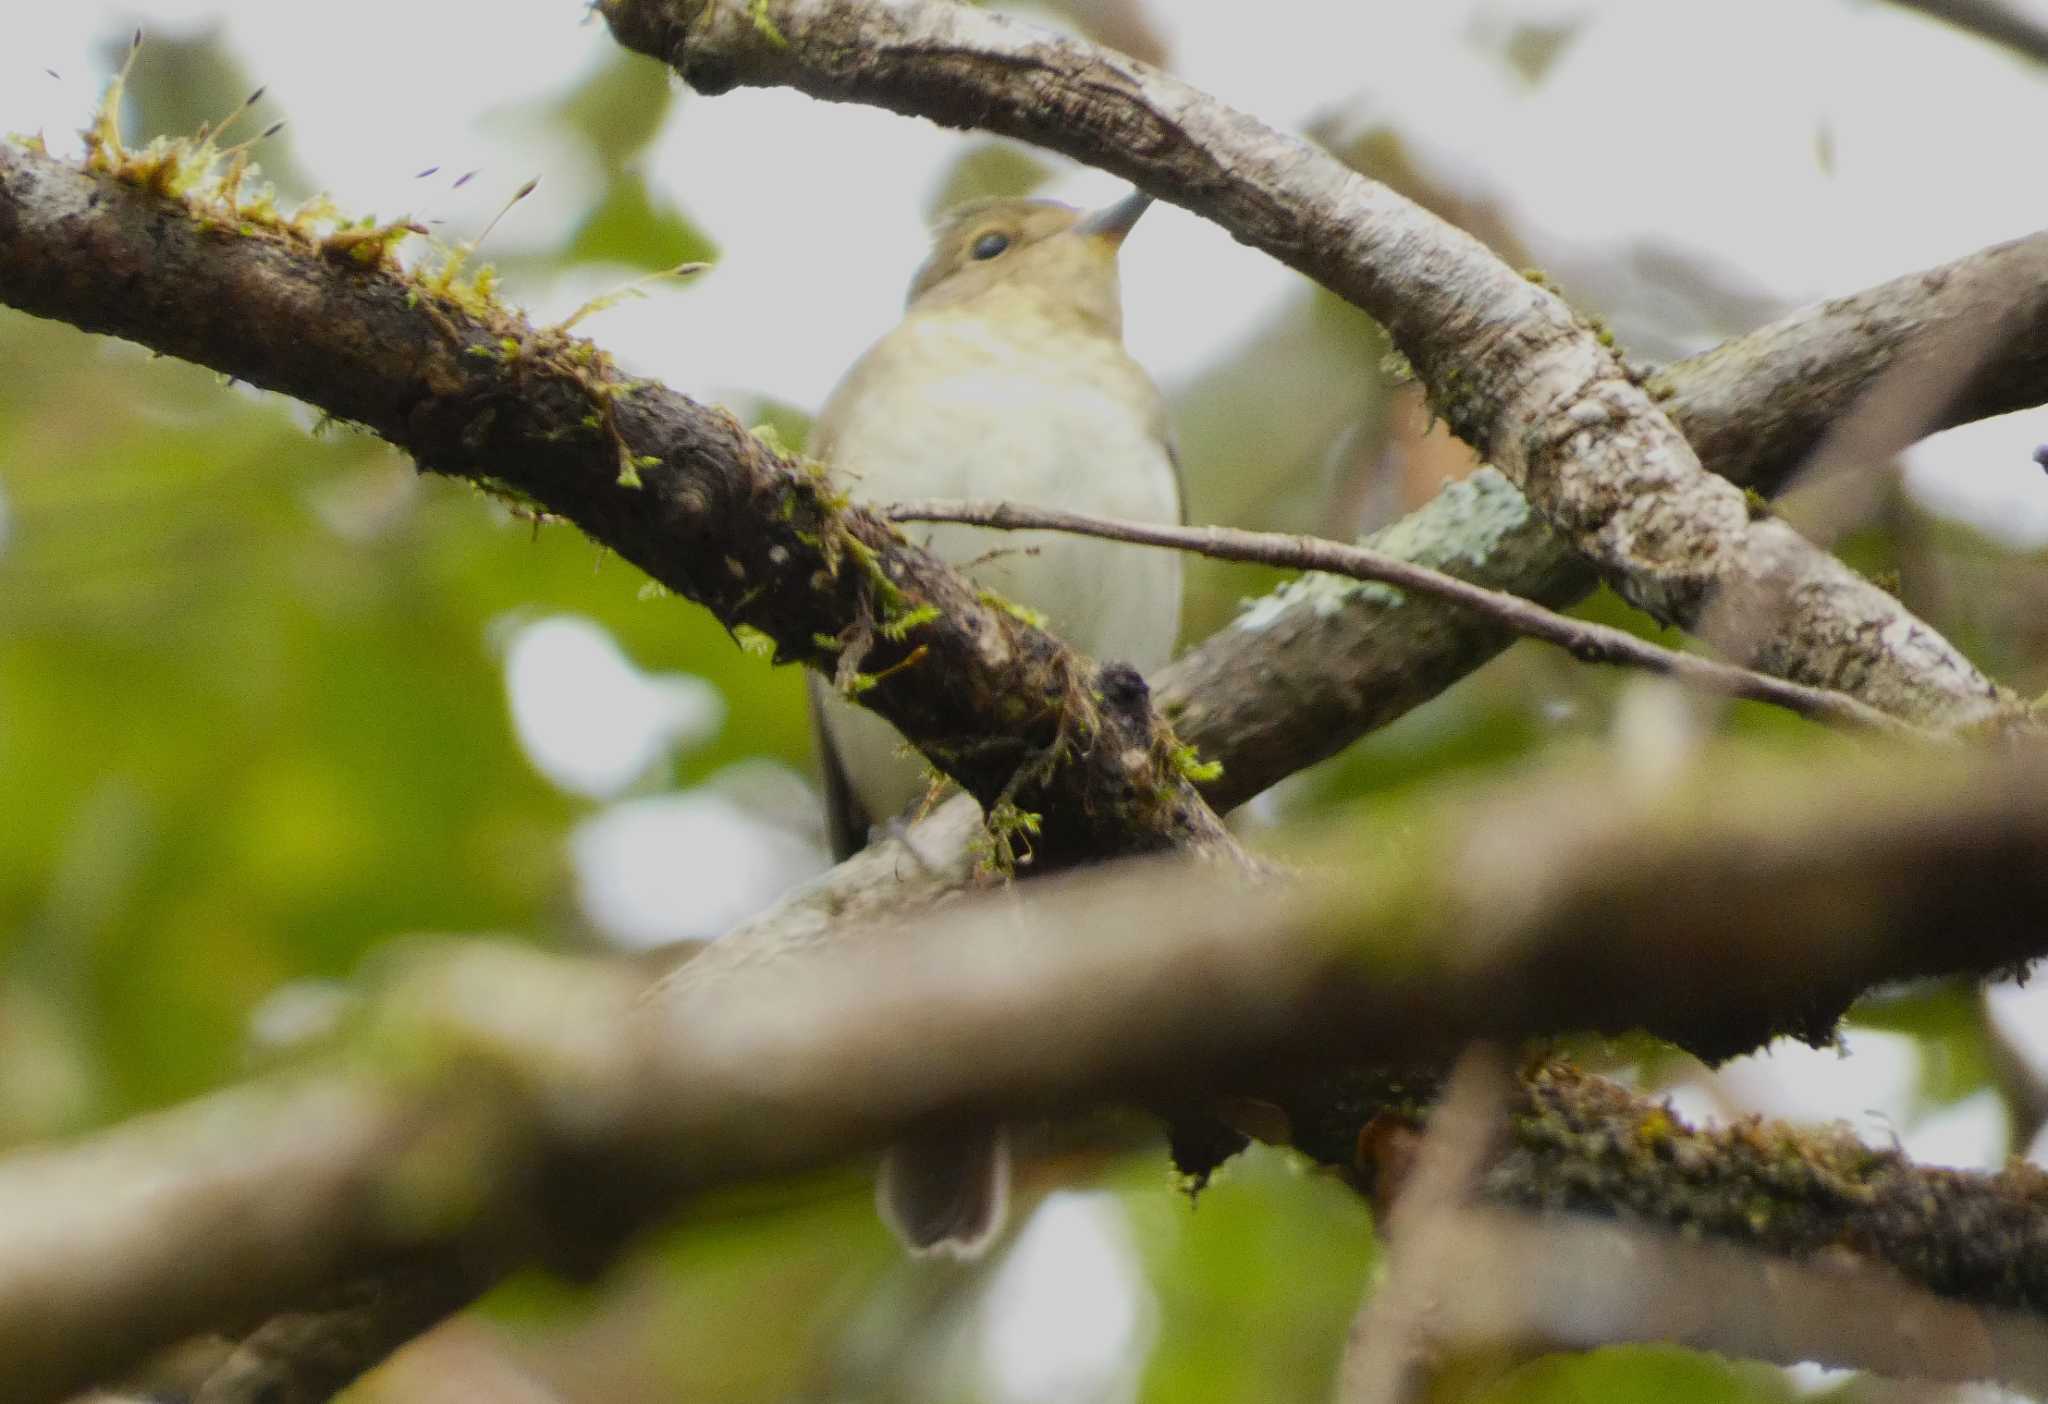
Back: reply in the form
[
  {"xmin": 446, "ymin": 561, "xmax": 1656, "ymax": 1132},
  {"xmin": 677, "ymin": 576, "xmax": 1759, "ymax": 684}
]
[{"xmin": 813, "ymin": 305, "xmax": 1183, "ymax": 823}]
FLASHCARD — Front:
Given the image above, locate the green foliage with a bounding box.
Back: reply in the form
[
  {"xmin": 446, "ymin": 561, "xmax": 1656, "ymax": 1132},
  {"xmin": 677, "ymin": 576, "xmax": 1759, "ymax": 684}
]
[
  {"xmin": 548, "ymin": 50, "xmax": 675, "ymax": 166},
  {"xmin": 0, "ymin": 322, "xmax": 809, "ymax": 1124},
  {"xmin": 566, "ymin": 169, "xmax": 717, "ymax": 271},
  {"xmin": 1849, "ymin": 979, "xmax": 1998, "ymax": 1108},
  {"xmin": 465, "ymin": 1172, "xmax": 899, "ymax": 1402},
  {"xmin": 1463, "ymin": 1346, "xmax": 1799, "ymax": 1404},
  {"xmin": 1126, "ymin": 1144, "xmax": 1377, "ymax": 1403}
]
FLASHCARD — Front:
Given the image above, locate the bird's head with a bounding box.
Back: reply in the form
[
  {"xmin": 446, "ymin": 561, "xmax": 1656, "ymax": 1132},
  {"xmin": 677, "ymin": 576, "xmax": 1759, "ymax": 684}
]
[{"xmin": 904, "ymin": 190, "xmax": 1151, "ymax": 337}]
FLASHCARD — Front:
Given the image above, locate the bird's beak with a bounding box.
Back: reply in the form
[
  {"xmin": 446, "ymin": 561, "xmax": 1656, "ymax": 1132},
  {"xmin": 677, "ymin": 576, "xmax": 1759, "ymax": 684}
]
[{"xmin": 1076, "ymin": 189, "xmax": 1153, "ymax": 249}]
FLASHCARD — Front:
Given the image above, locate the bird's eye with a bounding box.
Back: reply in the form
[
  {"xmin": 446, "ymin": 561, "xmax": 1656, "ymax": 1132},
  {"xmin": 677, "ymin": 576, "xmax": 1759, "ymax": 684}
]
[{"xmin": 970, "ymin": 231, "xmax": 1011, "ymax": 260}]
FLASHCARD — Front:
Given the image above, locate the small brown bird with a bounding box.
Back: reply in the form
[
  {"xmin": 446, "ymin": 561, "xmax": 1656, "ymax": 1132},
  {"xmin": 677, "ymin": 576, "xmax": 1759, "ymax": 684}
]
[{"xmin": 809, "ymin": 191, "xmax": 1183, "ymax": 1256}]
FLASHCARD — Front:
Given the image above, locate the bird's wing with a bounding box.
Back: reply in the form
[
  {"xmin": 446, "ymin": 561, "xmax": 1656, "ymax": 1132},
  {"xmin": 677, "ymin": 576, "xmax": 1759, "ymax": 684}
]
[{"xmin": 807, "ymin": 676, "xmax": 875, "ymax": 862}]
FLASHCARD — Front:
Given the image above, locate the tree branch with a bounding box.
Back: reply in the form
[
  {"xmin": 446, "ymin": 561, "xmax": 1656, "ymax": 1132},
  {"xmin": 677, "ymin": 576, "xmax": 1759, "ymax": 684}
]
[
  {"xmin": 9, "ymin": 72, "xmax": 2048, "ymax": 829},
  {"xmin": 890, "ymin": 497, "xmax": 1930, "ymax": 738},
  {"xmin": 1353, "ymin": 1203, "xmax": 2048, "ymax": 1394},
  {"xmin": 1655, "ymin": 230, "xmax": 2048, "ymax": 497},
  {"xmin": 600, "ymin": 0, "xmax": 2018, "ymax": 734},
  {"xmin": 0, "ymin": 139, "xmax": 1229, "ymax": 871},
  {"xmin": 1165, "ymin": 230, "xmax": 2048, "ymax": 806},
  {"xmin": 14, "ymin": 743, "xmax": 2048, "ymax": 1399},
  {"xmin": 6, "ymin": 13, "xmax": 2048, "ymax": 1392},
  {"xmin": 1882, "ymin": 0, "xmax": 2048, "ymax": 65}
]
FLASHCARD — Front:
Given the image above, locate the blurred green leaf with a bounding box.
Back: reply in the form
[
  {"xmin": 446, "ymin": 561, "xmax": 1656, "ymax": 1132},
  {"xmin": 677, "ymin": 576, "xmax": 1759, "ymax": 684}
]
[
  {"xmin": 549, "ymin": 50, "xmax": 675, "ymax": 167},
  {"xmin": 927, "ymin": 139, "xmax": 1054, "ymax": 217},
  {"xmin": 1849, "ymin": 979, "xmax": 1995, "ymax": 1108},
  {"xmin": 566, "ymin": 168, "xmax": 718, "ymax": 271},
  {"xmin": 1124, "ymin": 1143, "xmax": 1376, "ymax": 1404},
  {"xmin": 0, "ymin": 311, "xmax": 808, "ymax": 1117}
]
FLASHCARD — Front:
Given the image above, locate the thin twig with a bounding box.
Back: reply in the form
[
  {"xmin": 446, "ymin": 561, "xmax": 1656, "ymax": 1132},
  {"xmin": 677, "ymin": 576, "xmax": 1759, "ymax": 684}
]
[{"xmin": 887, "ymin": 499, "xmax": 1931, "ymax": 739}]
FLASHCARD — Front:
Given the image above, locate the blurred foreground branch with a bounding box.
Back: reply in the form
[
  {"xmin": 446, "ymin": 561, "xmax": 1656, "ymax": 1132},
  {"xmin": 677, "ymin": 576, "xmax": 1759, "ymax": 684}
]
[
  {"xmin": 1345, "ymin": 1056, "xmax": 2048, "ymax": 1400},
  {"xmin": 16, "ymin": 743, "xmax": 2048, "ymax": 1399},
  {"xmin": 1352, "ymin": 1201, "xmax": 2048, "ymax": 1398}
]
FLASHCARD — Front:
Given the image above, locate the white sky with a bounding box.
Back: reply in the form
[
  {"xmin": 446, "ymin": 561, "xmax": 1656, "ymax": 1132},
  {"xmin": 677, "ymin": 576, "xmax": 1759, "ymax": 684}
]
[{"xmin": 8, "ymin": 0, "xmax": 2048, "ymax": 1354}]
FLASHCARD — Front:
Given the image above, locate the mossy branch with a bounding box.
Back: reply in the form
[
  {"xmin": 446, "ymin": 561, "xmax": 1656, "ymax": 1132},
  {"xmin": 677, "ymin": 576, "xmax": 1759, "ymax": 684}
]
[{"xmin": 0, "ymin": 136, "xmax": 1232, "ymax": 870}]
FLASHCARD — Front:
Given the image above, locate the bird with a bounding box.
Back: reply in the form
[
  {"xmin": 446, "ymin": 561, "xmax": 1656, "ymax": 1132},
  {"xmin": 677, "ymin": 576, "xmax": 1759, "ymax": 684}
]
[{"xmin": 807, "ymin": 189, "xmax": 1184, "ymax": 1257}]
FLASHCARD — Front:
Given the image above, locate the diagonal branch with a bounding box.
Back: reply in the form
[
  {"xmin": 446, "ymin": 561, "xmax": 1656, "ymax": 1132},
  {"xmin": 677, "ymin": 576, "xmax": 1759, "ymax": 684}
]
[
  {"xmin": 600, "ymin": 0, "xmax": 2018, "ymax": 734},
  {"xmin": 1167, "ymin": 230, "xmax": 2048, "ymax": 806},
  {"xmin": 0, "ymin": 139, "xmax": 1230, "ymax": 870}
]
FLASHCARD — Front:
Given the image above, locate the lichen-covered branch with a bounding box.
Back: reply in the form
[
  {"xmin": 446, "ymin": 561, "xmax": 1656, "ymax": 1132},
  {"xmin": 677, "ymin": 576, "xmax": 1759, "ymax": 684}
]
[
  {"xmin": 16, "ymin": 744, "xmax": 2048, "ymax": 1400},
  {"xmin": 0, "ymin": 139, "xmax": 1228, "ymax": 870},
  {"xmin": 1167, "ymin": 231, "xmax": 2048, "ymax": 806},
  {"xmin": 1349, "ymin": 1197, "xmax": 2048, "ymax": 1394},
  {"xmin": 1161, "ymin": 468, "xmax": 1584, "ymax": 808},
  {"xmin": 600, "ymin": 0, "xmax": 2018, "ymax": 734}
]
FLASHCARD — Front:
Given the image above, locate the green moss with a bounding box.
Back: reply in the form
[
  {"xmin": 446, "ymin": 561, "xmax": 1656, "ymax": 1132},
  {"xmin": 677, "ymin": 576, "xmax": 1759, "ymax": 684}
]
[
  {"xmin": 1170, "ymin": 743, "xmax": 1223, "ymax": 785},
  {"xmin": 748, "ymin": 421, "xmax": 793, "ymax": 456},
  {"xmin": 879, "ymin": 603, "xmax": 940, "ymax": 641},
  {"xmin": 747, "ymin": 0, "xmax": 790, "ymax": 47},
  {"xmin": 976, "ymin": 587, "xmax": 1049, "ymax": 630}
]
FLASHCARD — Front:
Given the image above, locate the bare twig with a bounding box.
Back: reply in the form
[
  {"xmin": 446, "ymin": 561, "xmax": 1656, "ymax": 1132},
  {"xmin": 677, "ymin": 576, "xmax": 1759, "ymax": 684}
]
[{"xmin": 889, "ymin": 498, "xmax": 1929, "ymax": 739}]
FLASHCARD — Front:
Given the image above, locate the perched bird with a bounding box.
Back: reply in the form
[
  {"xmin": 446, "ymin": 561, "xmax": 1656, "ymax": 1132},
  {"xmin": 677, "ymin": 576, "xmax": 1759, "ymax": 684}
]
[{"xmin": 809, "ymin": 190, "xmax": 1183, "ymax": 1257}]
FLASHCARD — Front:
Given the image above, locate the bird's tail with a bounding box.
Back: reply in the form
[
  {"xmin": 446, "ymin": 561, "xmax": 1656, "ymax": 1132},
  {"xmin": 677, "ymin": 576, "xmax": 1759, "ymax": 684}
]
[{"xmin": 877, "ymin": 1122, "xmax": 1011, "ymax": 1258}]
